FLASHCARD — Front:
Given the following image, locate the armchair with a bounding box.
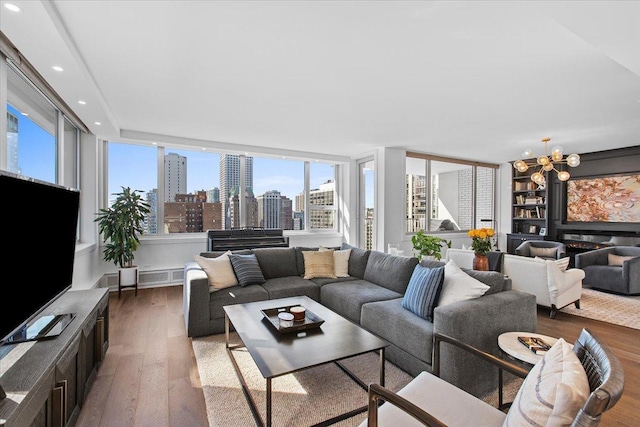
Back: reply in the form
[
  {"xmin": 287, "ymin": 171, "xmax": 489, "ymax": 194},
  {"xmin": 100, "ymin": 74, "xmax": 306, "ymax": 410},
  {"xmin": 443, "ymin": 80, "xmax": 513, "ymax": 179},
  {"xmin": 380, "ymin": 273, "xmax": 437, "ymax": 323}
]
[
  {"xmin": 502, "ymin": 254, "xmax": 584, "ymax": 318},
  {"xmin": 515, "ymin": 240, "xmax": 566, "ymax": 260},
  {"xmin": 575, "ymin": 246, "xmax": 640, "ymax": 295},
  {"xmin": 363, "ymin": 328, "xmax": 624, "ymax": 427}
]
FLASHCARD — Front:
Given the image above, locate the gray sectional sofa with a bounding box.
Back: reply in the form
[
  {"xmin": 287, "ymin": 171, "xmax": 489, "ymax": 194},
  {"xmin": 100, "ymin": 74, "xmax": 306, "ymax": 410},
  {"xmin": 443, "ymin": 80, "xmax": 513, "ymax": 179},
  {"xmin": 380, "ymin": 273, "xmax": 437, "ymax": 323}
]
[{"xmin": 183, "ymin": 243, "xmax": 537, "ymax": 398}]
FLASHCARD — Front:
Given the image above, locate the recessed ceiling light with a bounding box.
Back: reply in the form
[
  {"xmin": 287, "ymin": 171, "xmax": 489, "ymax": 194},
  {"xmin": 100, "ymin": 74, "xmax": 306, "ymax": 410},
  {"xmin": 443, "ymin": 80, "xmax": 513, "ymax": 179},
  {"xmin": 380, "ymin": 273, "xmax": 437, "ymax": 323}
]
[
  {"xmin": 4, "ymin": 3, "xmax": 21, "ymax": 12},
  {"xmin": 94, "ymin": 121, "xmax": 101, "ymax": 125},
  {"xmin": 78, "ymin": 100, "xmax": 86, "ymax": 105},
  {"xmin": 21, "ymin": 112, "xmax": 29, "ymax": 116},
  {"xmin": 52, "ymin": 66, "xmax": 64, "ymax": 72}
]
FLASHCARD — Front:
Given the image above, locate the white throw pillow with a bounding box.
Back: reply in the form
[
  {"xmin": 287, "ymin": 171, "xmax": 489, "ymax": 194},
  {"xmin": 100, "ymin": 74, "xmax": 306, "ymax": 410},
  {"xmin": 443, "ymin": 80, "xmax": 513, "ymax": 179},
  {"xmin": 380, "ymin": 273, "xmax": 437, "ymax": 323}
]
[
  {"xmin": 320, "ymin": 246, "xmax": 352, "ymax": 277},
  {"xmin": 437, "ymin": 260, "xmax": 490, "ymax": 307},
  {"xmin": 502, "ymin": 338, "xmax": 590, "ymax": 427},
  {"xmin": 535, "ymin": 256, "xmax": 570, "ymax": 272},
  {"xmin": 194, "ymin": 252, "xmax": 239, "ymax": 289}
]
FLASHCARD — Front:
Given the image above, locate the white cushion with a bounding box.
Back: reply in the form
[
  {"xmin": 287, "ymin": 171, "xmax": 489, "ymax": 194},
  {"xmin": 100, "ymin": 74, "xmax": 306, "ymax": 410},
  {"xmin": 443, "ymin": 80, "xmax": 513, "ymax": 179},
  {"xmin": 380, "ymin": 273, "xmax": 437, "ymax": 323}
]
[
  {"xmin": 535, "ymin": 256, "xmax": 570, "ymax": 272},
  {"xmin": 608, "ymin": 253, "xmax": 636, "ymax": 266},
  {"xmin": 529, "ymin": 246, "xmax": 559, "ymax": 258},
  {"xmin": 194, "ymin": 252, "xmax": 239, "ymax": 290},
  {"xmin": 437, "ymin": 260, "xmax": 490, "ymax": 307},
  {"xmin": 502, "ymin": 338, "xmax": 590, "ymax": 427},
  {"xmin": 320, "ymin": 245, "xmax": 352, "ymax": 277}
]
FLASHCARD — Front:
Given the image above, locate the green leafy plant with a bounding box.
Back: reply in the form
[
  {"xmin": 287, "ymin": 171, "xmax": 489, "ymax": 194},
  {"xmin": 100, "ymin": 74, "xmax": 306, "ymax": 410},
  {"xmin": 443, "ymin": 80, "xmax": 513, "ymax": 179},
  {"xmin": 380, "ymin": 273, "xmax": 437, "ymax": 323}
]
[
  {"xmin": 95, "ymin": 186, "xmax": 151, "ymax": 268},
  {"xmin": 411, "ymin": 230, "xmax": 452, "ymax": 261}
]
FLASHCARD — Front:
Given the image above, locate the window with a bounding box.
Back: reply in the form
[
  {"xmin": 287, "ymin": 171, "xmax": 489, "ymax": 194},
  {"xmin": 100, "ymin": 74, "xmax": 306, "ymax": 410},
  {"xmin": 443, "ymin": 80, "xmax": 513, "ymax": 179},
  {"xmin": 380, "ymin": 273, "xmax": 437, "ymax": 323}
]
[
  {"xmin": 309, "ymin": 162, "xmax": 336, "ymax": 230},
  {"xmin": 6, "ymin": 65, "xmax": 57, "ymax": 183},
  {"xmin": 406, "ymin": 153, "xmax": 497, "ymax": 233},
  {"xmin": 106, "ymin": 141, "xmax": 339, "ymax": 235}
]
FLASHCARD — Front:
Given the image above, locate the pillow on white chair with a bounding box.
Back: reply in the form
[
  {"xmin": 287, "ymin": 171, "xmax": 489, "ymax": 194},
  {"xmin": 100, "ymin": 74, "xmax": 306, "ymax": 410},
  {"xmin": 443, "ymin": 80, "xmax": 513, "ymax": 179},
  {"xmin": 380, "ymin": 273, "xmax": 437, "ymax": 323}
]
[{"xmin": 502, "ymin": 338, "xmax": 590, "ymax": 427}]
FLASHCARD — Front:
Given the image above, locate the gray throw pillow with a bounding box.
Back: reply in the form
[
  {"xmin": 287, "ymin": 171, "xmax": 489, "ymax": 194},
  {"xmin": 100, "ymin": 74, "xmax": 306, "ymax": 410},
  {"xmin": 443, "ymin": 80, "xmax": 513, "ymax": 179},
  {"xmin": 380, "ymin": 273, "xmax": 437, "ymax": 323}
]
[{"xmin": 228, "ymin": 254, "xmax": 266, "ymax": 286}]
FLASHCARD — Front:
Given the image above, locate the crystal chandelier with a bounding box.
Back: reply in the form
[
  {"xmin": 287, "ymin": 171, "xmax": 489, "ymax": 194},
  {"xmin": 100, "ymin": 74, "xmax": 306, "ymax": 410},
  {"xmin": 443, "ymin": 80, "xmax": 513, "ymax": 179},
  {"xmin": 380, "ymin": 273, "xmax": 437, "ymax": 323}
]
[{"xmin": 513, "ymin": 138, "xmax": 580, "ymax": 185}]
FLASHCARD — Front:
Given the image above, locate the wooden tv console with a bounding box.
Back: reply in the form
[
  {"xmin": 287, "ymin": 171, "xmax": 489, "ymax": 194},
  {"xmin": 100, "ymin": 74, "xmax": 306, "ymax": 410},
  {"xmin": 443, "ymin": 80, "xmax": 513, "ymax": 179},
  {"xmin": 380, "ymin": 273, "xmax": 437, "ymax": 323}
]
[{"xmin": 0, "ymin": 288, "xmax": 109, "ymax": 427}]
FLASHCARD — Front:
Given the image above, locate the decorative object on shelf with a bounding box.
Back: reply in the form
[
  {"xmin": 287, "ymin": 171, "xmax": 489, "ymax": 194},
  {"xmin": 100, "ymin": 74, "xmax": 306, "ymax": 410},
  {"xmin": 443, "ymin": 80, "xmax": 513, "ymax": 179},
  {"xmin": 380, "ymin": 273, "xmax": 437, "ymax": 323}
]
[
  {"xmin": 95, "ymin": 186, "xmax": 150, "ymax": 297},
  {"xmin": 513, "ymin": 137, "xmax": 581, "ymax": 185},
  {"xmin": 411, "ymin": 230, "xmax": 451, "ymax": 261}
]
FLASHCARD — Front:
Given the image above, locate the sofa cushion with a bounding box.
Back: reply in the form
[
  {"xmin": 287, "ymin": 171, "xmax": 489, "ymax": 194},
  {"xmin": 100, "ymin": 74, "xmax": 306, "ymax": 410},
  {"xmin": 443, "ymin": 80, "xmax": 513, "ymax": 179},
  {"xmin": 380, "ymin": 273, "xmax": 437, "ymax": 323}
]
[
  {"xmin": 361, "ymin": 298, "xmax": 435, "ymax": 365},
  {"xmin": 199, "ymin": 249, "xmax": 252, "ymax": 258},
  {"xmin": 252, "ymin": 247, "xmax": 298, "ymax": 279},
  {"xmin": 341, "ymin": 243, "xmax": 370, "ymax": 279},
  {"xmin": 262, "ymin": 276, "xmax": 321, "ymax": 301},
  {"xmin": 194, "ymin": 252, "xmax": 238, "ymax": 289},
  {"xmin": 294, "ymin": 246, "xmax": 319, "ymax": 276},
  {"xmin": 401, "ymin": 265, "xmax": 445, "ymax": 321},
  {"xmin": 502, "ymin": 338, "xmax": 589, "ymax": 427},
  {"xmin": 608, "ymin": 253, "xmax": 636, "ymax": 266},
  {"xmin": 303, "ymin": 250, "xmax": 337, "ymax": 279},
  {"xmin": 320, "ymin": 245, "xmax": 351, "ymax": 277},
  {"xmin": 460, "ymin": 268, "xmax": 505, "ymax": 296},
  {"xmin": 309, "ymin": 276, "xmax": 359, "ymax": 286},
  {"xmin": 529, "ymin": 246, "xmax": 558, "ymax": 259},
  {"xmin": 364, "ymin": 251, "xmax": 419, "ymax": 294},
  {"xmin": 321, "ymin": 280, "xmax": 402, "ymax": 323},
  {"xmin": 208, "ymin": 285, "xmax": 270, "ymax": 320},
  {"xmin": 438, "ymin": 260, "xmax": 490, "ymax": 307},
  {"xmin": 228, "ymin": 253, "xmax": 265, "ymax": 286}
]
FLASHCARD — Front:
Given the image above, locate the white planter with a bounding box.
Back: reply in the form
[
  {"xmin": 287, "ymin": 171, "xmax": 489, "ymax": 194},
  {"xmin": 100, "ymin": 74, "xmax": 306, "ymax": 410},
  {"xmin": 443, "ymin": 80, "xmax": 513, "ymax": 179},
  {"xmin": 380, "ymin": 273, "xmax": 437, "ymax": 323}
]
[{"xmin": 118, "ymin": 266, "xmax": 139, "ymax": 296}]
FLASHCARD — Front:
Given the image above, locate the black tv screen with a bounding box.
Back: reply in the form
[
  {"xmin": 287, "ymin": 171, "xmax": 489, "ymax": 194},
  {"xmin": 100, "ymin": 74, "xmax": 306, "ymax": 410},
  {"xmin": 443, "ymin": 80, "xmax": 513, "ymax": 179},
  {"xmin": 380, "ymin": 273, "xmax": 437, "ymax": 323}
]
[{"xmin": 0, "ymin": 171, "xmax": 80, "ymax": 344}]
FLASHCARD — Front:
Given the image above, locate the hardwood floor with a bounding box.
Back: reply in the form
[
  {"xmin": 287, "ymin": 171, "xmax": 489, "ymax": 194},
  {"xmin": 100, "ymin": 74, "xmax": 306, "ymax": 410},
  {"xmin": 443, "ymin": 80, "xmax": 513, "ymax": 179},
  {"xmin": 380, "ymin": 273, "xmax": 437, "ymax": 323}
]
[{"xmin": 76, "ymin": 286, "xmax": 639, "ymax": 427}]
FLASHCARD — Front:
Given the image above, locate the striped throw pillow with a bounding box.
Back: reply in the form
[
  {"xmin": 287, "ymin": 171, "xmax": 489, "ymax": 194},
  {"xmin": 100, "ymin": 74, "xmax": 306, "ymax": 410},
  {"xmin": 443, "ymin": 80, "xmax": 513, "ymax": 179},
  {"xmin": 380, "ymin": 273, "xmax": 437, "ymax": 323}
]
[
  {"xmin": 228, "ymin": 254, "xmax": 265, "ymax": 286},
  {"xmin": 401, "ymin": 265, "xmax": 445, "ymax": 321}
]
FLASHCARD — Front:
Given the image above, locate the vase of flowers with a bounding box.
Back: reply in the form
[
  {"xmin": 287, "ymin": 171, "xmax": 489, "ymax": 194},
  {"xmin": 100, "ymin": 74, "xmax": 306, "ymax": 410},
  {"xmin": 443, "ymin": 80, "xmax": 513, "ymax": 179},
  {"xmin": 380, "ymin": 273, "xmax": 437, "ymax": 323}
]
[{"xmin": 468, "ymin": 228, "xmax": 495, "ymax": 271}]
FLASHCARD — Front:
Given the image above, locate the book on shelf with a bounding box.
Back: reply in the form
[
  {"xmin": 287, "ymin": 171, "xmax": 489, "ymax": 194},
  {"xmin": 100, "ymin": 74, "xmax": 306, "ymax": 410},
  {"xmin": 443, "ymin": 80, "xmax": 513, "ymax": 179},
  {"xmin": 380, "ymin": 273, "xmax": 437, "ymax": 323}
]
[{"xmin": 518, "ymin": 336, "xmax": 552, "ymax": 355}]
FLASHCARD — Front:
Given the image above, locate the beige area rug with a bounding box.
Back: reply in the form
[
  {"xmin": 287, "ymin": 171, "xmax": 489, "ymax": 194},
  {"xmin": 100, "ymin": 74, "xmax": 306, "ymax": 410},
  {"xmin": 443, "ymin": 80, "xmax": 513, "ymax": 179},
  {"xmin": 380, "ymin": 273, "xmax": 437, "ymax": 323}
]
[
  {"xmin": 193, "ymin": 333, "xmax": 530, "ymax": 426},
  {"xmin": 192, "ymin": 333, "xmax": 414, "ymax": 427},
  {"xmin": 561, "ymin": 288, "xmax": 640, "ymax": 330}
]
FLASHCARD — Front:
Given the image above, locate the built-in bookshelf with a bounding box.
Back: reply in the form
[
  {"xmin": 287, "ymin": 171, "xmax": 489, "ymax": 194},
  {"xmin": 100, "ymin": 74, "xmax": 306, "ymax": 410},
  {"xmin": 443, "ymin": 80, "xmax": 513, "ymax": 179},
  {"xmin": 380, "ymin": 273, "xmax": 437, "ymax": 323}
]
[{"xmin": 508, "ymin": 164, "xmax": 548, "ymax": 253}]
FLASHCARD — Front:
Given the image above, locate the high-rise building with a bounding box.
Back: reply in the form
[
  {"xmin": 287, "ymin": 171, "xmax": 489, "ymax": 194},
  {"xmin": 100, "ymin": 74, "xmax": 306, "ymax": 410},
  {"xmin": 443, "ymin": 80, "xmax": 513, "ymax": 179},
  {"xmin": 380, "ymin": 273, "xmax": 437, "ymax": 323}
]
[
  {"xmin": 165, "ymin": 191, "xmax": 221, "ymax": 233},
  {"xmin": 7, "ymin": 111, "xmax": 20, "ymax": 174},
  {"xmin": 309, "ymin": 180, "xmax": 335, "ymax": 228},
  {"xmin": 220, "ymin": 154, "xmax": 253, "ymax": 229},
  {"xmin": 280, "ymin": 195, "xmax": 293, "ymax": 230},
  {"xmin": 293, "ymin": 211, "xmax": 304, "ymax": 230},
  {"xmin": 164, "ymin": 152, "xmax": 187, "ymax": 202},
  {"xmin": 207, "ymin": 187, "xmax": 220, "ymax": 203},
  {"xmin": 145, "ymin": 189, "xmax": 158, "ymax": 234},
  {"xmin": 228, "ymin": 186, "xmax": 258, "ymax": 229},
  {"xmin": 406, "ymin": 174, "xmax": 427, "ymax": 233},
  {"xmin": 257, "ymin": 190, "xmax": 282, "ymax": 228}
]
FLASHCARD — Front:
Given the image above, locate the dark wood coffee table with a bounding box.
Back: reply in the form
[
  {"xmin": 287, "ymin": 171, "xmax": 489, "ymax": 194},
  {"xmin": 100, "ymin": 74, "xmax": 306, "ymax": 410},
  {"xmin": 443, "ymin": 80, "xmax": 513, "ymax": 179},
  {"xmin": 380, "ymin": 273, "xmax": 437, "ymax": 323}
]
[{"xmin": 224, "ymin": 295, "xmax": 389, "ymax": 427}]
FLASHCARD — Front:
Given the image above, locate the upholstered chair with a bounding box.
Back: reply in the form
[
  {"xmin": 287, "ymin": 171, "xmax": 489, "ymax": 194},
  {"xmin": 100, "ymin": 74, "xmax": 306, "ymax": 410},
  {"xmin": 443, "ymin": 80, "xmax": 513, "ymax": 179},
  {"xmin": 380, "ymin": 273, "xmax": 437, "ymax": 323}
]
[
  {"xmin": 363, "ymin": 328, "xmax": 624, "ymax": 427},
  {"xmin": 515, "ymin": 240, "xmax": 566, "ymax": 260},
  {"xmin": 575, "ymin": 246, "xmax": 640, "ymax": 295},
  {"xmin": 502, "ymin": 253, "xmax": 583, "ymax": 318}
]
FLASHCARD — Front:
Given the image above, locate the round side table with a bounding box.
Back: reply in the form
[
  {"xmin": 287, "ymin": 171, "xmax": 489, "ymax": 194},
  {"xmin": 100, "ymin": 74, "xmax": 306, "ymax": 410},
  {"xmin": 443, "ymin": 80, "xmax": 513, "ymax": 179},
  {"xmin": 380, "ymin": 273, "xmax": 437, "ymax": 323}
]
[{"xmin": 496, "ymin": 331, "xmax": 558, "ymax": 409}]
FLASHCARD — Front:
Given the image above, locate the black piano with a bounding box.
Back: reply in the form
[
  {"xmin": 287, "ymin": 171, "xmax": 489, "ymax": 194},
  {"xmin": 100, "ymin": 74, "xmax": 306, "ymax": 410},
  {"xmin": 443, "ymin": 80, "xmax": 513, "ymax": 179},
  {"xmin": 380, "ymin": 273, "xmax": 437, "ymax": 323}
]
[{"xmin": 206, "ymin": 227, "xmax": 289, "ymax": 252}]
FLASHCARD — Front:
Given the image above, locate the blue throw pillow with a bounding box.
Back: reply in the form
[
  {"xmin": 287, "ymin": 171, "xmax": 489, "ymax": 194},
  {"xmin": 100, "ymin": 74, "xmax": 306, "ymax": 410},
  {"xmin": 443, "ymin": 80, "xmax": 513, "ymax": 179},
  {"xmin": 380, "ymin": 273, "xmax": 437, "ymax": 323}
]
[
  {"xmin": 228, "ymin": 254, "xmax": 266, "ymax": 286},
  {"xmin": 401, "ymin": 264, "xmax": 445, "ymax": 321}
]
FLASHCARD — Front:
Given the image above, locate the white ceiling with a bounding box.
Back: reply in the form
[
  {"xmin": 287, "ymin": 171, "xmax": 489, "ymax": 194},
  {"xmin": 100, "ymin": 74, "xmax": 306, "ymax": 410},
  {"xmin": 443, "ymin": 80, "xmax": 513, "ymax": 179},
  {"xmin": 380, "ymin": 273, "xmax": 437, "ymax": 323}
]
[{"xmin": 2, "ymin": 0, "xmax": 639, "ymax": 164}]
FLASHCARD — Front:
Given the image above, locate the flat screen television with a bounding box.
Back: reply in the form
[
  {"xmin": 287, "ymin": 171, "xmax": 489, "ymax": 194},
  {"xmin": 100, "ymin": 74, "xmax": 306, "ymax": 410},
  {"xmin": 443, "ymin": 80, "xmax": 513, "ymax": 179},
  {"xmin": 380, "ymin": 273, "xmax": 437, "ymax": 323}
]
[{"xmin": 0, "ymin": 170, "xmax": 80, "ymax": 345}]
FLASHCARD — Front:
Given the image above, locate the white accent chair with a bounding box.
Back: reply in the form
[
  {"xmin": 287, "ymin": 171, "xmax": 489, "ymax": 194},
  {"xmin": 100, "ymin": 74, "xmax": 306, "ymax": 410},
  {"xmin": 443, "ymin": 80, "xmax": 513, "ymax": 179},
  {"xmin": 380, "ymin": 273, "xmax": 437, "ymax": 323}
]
[
  {"xmin": 502, "ymin": 253, "xmax": 584, "ymax": 319},
  {"xmin": 444, "ymin": 248, "xmax": 474, "ymax": 269}
]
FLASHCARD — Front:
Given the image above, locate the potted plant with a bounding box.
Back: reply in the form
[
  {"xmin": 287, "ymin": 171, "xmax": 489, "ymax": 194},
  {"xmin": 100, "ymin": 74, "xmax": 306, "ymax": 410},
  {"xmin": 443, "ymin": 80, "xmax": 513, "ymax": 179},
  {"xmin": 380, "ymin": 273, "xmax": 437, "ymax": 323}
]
[
  {"xmin": 411, "ymin": 230, "xmax": 451, "ymax": 261},
  {"xmin": 95, "ymin": 186, "xmax": 150, "ymax": 296}
]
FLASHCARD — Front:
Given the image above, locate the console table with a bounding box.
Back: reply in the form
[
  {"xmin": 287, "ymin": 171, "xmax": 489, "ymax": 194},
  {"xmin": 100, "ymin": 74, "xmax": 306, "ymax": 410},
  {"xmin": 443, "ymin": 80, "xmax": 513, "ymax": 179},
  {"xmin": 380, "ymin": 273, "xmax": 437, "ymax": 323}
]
[{"xmin": 0, "ymin": 288, "xmax": 109, "ymax": 427}]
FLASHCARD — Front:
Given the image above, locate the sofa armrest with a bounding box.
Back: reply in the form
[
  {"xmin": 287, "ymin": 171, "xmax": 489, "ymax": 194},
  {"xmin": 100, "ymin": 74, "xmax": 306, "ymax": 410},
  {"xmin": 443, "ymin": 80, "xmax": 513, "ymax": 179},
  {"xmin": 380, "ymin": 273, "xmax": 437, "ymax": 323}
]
[
  {"xmin": 183, "ymin": 262, "xmax": 212, "ymax": 337},
  {"xmin": 575, "ymin": 248, "xmax": 611, "ymax": 268},
  {"xmin": 622, "ymin": 256, "xmax": 640, "ymax": 286},
  {"xmin": 432, "ymin": 290, "xmax": 536, "ymax": 397},
  {"xmin": 546, "ymin": 265, "xmax": 585, "ymax": 302}
]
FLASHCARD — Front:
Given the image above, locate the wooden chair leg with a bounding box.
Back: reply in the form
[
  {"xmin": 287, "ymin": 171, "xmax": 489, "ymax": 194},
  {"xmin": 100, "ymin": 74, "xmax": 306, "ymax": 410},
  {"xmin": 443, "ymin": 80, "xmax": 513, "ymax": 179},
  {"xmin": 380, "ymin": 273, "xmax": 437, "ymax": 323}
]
[
  {"xmin": 574, "ymin": 300, "xmax": 580, "ymax": 309},
  {"xmin": 550, "ymin": 305, "xmax": 558, "ymax": 319}
]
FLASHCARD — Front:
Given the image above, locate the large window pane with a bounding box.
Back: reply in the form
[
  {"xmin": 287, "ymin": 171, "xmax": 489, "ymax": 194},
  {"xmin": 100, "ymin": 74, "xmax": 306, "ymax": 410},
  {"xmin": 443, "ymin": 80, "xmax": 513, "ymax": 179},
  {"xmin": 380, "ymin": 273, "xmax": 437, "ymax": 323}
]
[
  {"xmin": 253, "ymin": 157, "xmax": 303, "ymax": 230},
  {"xmin": 6, "ymin": 66, "xmax": 56, "ymax": 183},
  {"xmin": 475, "ymin": 166, "xmax": 495, "ymax": 229},
  {"xmin": 406, "ymin": 157, "xmax": 426, "ymax": 233},
  {"xmin": 108, "ymin": 142, "xmax": 158, "ymax": 234},
  {"xmin": 309, "ymin": 162, "xmax": 336, "ymax": 230},
  {"xmin": 163, "ymin": 148, "xmax": 220, "ymax": 233},
  {"xmin": 432, "ymin": 161, "xmax": 473, "ymax": 232}
]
